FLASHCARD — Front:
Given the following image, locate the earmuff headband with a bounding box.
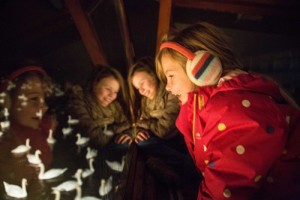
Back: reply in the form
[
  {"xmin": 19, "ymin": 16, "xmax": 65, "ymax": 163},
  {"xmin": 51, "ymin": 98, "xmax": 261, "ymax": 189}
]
[
  {"xmin": 1, "ymin": 66, "xmax": 46, "ymax": 92},
  {"xmin": 159, "ymin": 42, "xmax": 195, "ymax": 60},
  {"xmin": 159, "ymin": 41, "xmax": 222, "ymax": 86},
  {"xmin": 6, "ymin": 66, "xmax": 46, "ymax": 82}
]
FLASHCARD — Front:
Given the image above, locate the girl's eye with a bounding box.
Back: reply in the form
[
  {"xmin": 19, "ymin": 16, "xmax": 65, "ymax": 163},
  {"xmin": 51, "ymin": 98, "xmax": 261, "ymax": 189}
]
[
  {"xmin": 29, "ymin": 97, "xmax": 40, "ymax": 102},
  {"xmin": 28, "ymin": 96, "xmax": 44, "ymax": 105}
]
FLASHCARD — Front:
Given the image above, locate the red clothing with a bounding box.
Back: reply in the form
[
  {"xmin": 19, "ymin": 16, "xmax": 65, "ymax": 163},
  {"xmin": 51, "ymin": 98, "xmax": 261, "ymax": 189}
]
[
  {"xmin": 176, "ymin": 73, "xmax": 300, "ymax": 199},
  {"xmin": 0, "ymin": 115, "xmax": 53, "ymax": 167}
]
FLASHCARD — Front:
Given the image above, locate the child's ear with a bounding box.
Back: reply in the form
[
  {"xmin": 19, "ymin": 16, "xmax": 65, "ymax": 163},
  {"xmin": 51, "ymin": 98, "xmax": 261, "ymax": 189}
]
[{"xmin": 186, "ymin": 50, "xmax": 222, "ymax": 86}]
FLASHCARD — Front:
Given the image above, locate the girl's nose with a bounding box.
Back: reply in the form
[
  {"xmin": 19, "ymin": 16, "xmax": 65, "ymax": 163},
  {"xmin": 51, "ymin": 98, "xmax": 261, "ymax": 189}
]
[{"xmin": 165, "ymin": 82, "xmax": 171, "ymax": 92}]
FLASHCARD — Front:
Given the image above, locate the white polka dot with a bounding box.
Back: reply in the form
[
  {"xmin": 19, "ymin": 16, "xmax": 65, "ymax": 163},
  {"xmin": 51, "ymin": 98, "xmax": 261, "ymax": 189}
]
[
  {"xmin": 196, "ymin": 132, "xmax": 201, "ymax": 139},
  {"xmin": 286, "ymin": 116, "xmax": 290, "ymax": 124},
  {"xmin": 267, "ymin": 176, "xmax": 274, "ymax": 183},
  {"xmin": 202, "ymin": 172, "xmax": 205, "ymax": 177},
  {"xmin": 223, "ymin": 188, "xmax": 231, "ymax": 198},
  {"xmin": 242, "ymin": 99, "xmax": 251, "ymax": 108},
  {"xmin": 203, "ymin": 145, "xmax": 207, "ymax": 152},
  {"xmin": 236, "ymin": 145, "xmax": 245, "ymax": 155},
  {"xmin": 204, "ymin": 160, "xmax": 209, "ymax": 164},
  {"xmin": 254, "ymin": 175, "xmax": 262, "ymax": 182},
  {"xmin": 218, "ymin": 123, "xmax": 226, "ymax": 131}
]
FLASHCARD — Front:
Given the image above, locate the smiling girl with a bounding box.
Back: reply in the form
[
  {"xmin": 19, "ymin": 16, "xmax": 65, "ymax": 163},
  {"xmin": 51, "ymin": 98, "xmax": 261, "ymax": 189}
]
[
  {"xmin": 67, "ymin": 65, "xmax": 131, "ymax": 148},
  {"xmin": 0, "ymin": 65, "xmax": 56, "ymax": 167},
  {"xmin": 156, "ymin": 22, "xmax": 300, "ymax": 199}
]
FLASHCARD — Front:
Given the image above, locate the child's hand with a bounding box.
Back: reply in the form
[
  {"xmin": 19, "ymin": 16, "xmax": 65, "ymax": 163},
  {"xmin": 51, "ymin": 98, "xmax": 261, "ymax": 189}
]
[
  {"xmin": 134, "ymin": 131, "xmax": 150, "ymax": 144},
  {"xmin": 115, "ymin": 133, "xmax": 132, "ymax": 144}
]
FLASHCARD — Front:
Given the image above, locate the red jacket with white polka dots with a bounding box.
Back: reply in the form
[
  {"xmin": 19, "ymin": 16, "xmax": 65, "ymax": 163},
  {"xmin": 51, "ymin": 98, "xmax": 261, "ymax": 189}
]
[{"xmin": 176, "ymin": 73, "xmax": 300, "ymax": 200}]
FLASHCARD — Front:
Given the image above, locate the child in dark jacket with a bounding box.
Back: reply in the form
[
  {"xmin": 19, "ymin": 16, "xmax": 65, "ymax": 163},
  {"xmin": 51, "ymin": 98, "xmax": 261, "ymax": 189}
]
[{"xmin": 67, "ymin": 65, "xmax": 132, "ymax": 160}]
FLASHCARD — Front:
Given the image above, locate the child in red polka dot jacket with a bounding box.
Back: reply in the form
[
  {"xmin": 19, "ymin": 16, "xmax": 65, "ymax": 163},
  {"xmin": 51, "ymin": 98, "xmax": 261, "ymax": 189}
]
[{"xmin": 155, "ymin": 21, "xmax": 300, "ymax": 200}]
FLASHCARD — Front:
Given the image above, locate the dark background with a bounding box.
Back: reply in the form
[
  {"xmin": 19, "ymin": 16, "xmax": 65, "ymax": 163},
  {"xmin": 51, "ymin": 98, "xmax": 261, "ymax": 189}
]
[{"xmin": 0, "ymin": 0, "xmax": 299, "ymax": 87}]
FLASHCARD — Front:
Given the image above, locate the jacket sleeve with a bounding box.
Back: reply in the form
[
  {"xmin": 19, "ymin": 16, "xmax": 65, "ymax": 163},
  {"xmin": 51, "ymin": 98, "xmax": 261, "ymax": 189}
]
[
  {"xmin": 137, "ymin": 92, "xmax": 180, "ymax": 139},
  {"xmin": 67, "ymin": 86, "xmax": 114, "ymax": 147},
  {"xmin": 110, "ymin": 102, "xmax": 131, "ymax": 134},
  {"xmin": 196, "ymin": 92, "xmax": 289, "ymax": 199}
]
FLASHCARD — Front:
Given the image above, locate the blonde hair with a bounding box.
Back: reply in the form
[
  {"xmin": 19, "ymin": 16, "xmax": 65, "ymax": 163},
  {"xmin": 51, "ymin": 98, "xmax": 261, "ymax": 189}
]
[
  {"xmin": 156, "ymin": 21, "xmax": 243, "ymax": 83},
  {"xmin": 127, "ymin": 57, "xmax": 159, "ymax": 119},
  {"xmin": 86, "ymin": 65, "xmax": 128, "ymax": 109}
]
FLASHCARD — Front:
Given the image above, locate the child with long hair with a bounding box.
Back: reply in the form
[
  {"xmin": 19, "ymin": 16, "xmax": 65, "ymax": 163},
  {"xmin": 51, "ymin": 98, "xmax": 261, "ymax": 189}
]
[
  {"xmin": 156, "ymin": 21, "xmax": 300, "ymax": 199},
  {"xmin": 67, "ymin": 65, "xmax": 132, "ymax": 151},
  {"xmin": 128, "ymin": 57, "xmax": 198, "ymax": 188}
]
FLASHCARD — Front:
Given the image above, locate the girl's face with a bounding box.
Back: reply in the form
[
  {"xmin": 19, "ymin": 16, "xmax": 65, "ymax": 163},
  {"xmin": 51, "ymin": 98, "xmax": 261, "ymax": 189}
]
[
  {"xmin": 93, "ymin": 76, "xmax": 120, "ymax": 107},
  {"xmin": 131, "ymin": 71, "xmax": 157, "ymax": 100},
  {"xmin": 161, "ymin": 53, "xmax": 195, "ymax": 104},
  {"xmin": 10, "ymin": 75, "xmax": 48, "ymax": 130}
]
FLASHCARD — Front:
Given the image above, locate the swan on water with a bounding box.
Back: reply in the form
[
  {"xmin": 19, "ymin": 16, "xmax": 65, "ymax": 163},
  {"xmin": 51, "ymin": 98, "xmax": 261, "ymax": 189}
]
[
  {"xmin": 105, "ymin": 156, "xmax": 126, "ymax": 172},
  {"xmin": 67, "ymin": 115, "xmax": 79, "ymax": 125},
  {"xmin": 38, "ymin": 163, "xmax": 67, "ymax": 180},
  {"xmin": 76, "ymin": 133, "xmax": 90, "ymax": 146},
  {"xmin": 52, "ymin": 168, "xmax": 83, "ymax": 192},
  {"xmin": 3, "ymin": 178, "xmax": 27, "ymax": 198},
  {"xmin": 99, "ymin": 175, "xmax": 113, "ymax": 196},
  {"xmin": 82, "ymin": 158, "xmax": 95, "ymax": 178},
  {"xmin": 11, "ymin": 138, "xmax": 31, "ymax": 154},
  {"xmin": 75, "ymin": 184, "xmax": 102, "ymax": 200},
  {"xmin": 86, "ymin": 147, "xmax": 98, "ymax": 160},
  {"xmin": 47, "ymin": 129, "xmax": 56, "ymax": 144},
  {"xmin": 103, "ymin": 124, "xmax": 113, "ymax": 136},
  {"xmin": 27, "ymin": 149, "xmax": 42, "ymax": 165}
]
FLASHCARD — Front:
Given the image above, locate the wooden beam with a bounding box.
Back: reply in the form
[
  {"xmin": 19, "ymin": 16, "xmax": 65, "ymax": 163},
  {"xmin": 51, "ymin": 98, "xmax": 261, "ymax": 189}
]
[
  {"xmin": 173, "ymin": 0, "xmax": 300, "ymax": 17},
  {"xmin": 64, "ymin": 0, "xmax": 108, "ymax": 65},
  {"xmin": 114, "ymin": 0, "xmax": 135, "ymax": 68},
  {"xmin": 156, "ymin": 0, "xmax": 173, "ymax": 53}
]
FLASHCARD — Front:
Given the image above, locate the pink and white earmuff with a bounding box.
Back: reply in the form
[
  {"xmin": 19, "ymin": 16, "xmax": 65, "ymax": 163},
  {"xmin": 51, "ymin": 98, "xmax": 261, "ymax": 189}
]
[{"xmin": 159, "ymin": 42, "xmax": 222, "ymax": 86}]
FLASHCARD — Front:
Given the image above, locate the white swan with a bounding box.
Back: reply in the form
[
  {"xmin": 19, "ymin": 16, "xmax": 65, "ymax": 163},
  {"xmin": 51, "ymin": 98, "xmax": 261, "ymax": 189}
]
[
  {"xmin": 105, "ymin": 156, "xmax": 126, "ymax": 172},
  {"xmin": 99, "ymin": 176, "xmax": 113, "ymax": 196},
  {"xmin": 52, "ymin": 189, "xmax": 61, "ymax": 200},
  {"xmin": 3, "ymin": 178, "xmax": 27, "ymax": 198},
  {"xmin": 67, "ymin": 115, "xmax": 79, "ymax": 125},
  {"xmin": 47, "ymin": 129, "xmax": 56, "ymax": 144},
  {"xmin": 76, "ymin": 133, "xmax": 90, "ymax": 146},
  {"xmin": 82, "ymin": 158, "xmax": 95, "ymax": 178},
  {"xmin": 75, "ymin": 184, "xmax": 102, "ymax": 200},
  {"xmin": 38, "ymin": 163, "xmax": 67, "ymax": 180},
  {"xmin": 62, "ymin": 127, "xmax": 73, "ymax": 137},
  {"xmin": 86, "ymin": 147, "xmax": 98, "ymax": 160},
  {"xmin": 3, "ymin": 107, "xmax": 9, "ymax": 119},
  {"xmin": 0, "ymin": 120, "xmax": 10, "ymax": 129},
  {"xmin": 52, "ymin": 168, "xmax": 83, "ymax": 191},
  {"xmin": 11, "ymin": 138, "xmax": 31, "ymax": 154},
  {"xmin": 103, "ymin": 124, "xmax": 113, "ymax": 136},
  {"xmin": 27, "ymin": 149, "xmax": 42, "ymax": 165}
]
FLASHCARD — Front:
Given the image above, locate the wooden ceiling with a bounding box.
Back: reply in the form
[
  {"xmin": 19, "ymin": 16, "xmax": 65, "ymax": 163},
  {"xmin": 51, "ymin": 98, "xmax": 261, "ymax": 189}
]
[{"xmin": 0, "ymin": 0, "xmax": 299, "ymax": 70}]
